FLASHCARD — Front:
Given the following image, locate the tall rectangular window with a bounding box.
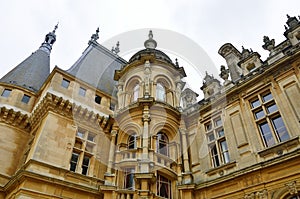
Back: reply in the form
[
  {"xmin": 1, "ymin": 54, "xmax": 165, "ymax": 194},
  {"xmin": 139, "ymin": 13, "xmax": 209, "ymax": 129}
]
[
  {"xmin": 124, "ymin": 168, "xmax": 135, "ymax": 190},
  {"xmin": 250, "ymin": 91, "xmax": 290, "ymax": 147},
  {"xmin": 157, "ymin": 174, "xmax": 172, "ymax": 199},
  {"xmin": 95, "ymin": 95, "xmax": 101, "ymax": 104},
  {"xmin": 70, "ymin": 128, "xmax": 95, "ymax": 176},
  {"xmin": 1, "ymin": 89, "xmax": 11, "ymax": 97},
  {"xmin": 205, "ymin": 117, "xmax": 230, "ymax": 168}
]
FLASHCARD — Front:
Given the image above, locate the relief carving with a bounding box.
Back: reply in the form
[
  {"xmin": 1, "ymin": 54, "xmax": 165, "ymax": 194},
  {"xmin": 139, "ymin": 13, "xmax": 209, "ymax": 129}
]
[{"xmin": 286, "ymin": 181, "xmax": 298, "ymax": 195}]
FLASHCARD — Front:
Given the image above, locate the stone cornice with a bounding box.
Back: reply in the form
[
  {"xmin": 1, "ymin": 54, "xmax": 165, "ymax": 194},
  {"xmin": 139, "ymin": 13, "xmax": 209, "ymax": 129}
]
[
  {"xmin": 0, "ymin": 106, "xmax": 30, "ymax": 132},
  {"xmin": 3, "ymin": 159, "xmax": 104, "ymax": 194},
  {"xmin": 30, "ymin": 92, "xmax": 113, "ymax": 132},
  {"xmin": 195, "ymin": 147, "xmax": 300, "ymax": 190}
]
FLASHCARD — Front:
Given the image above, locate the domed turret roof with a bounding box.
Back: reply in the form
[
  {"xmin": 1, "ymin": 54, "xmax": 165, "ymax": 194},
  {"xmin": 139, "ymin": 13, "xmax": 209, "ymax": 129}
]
[{"xmin": 129, "ymin": 48, "xmax": 173, "ymax": 64}]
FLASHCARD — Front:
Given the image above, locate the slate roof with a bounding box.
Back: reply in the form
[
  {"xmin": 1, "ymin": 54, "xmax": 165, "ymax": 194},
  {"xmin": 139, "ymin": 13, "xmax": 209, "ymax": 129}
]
[
  {"xmin": 0, "ymin": 25, "xmax": 57, "ymax": 92},
  {"xmin": 0, "ymin": 49, "xmax": 50, "ymax": 92},
  {"xmin": 66, "ymin": 41, "xmax": 127, "ymax": 96}
]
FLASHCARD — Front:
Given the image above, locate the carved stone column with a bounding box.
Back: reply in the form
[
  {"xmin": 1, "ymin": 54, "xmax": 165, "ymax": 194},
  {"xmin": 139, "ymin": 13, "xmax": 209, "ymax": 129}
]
[{"xmin": 105, "ymin": 129, "xmax": 118, "ymax": 185}]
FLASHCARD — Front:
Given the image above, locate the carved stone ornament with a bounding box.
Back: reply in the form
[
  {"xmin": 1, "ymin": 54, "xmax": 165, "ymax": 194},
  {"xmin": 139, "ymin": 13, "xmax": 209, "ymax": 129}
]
[
  {"xmin": 262, "ymin": 36, "xmax": 275, "ymax": 53},
  {"xmin": 286, "ymin": 181, "xmax": 298, "ymax": 195}
]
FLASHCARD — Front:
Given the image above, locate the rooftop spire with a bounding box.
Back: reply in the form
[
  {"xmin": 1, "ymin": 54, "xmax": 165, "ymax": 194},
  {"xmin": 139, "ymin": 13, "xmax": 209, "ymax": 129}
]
[
  {"xmin": 144, "ymin": 30, "xmax": 157, "ymax": 49},
  {"xmin": 39, "ymin": 23, "xmax": 58, "ymax": 54}
]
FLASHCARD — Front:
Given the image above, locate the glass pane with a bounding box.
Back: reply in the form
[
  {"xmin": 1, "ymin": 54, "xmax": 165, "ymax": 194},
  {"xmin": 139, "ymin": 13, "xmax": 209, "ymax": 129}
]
[
  {"xmin": 21, "ymin": 95, "xmax": 31, "ymax": 104},
  {"xmin": 76, "ymin": 131, "xmax": 85, "ymax": 138},
  {"xmin": 259, "ymin": 122, "xmax": 275, "ymax": 147},
  {"xmin": 218, "ymin": 129, "xmax": 224, "ymax": 137},
  {"xmin": 95, "ymin": 95, "xmax": 101, "ymax": 104},
  {"xmin": 87, "ymin": 133, "xmax": 95, "ymax": 142},
  {"xmin": 251, "ymin": 99, "xmax": 260, "ymax": 108},
  {"xmin": 128, "ymin": 135, "xmax": 137, "ymax": 149},
  {"xmin": 214, "ymin": 118, "xmax": 222, "ymax": 127},
  {"xmin": 211, "ymin": 145, "xmax": 220, "ymax": 167},
  {"xmin": 79, "ymin": 87, "xmax": 86, "ymax": 96},
  {"xmin": 61, "ymin": 79, "xmax": 70, "ymax": 88},
  {"xmin": 85, "ymin": 143, "xmax": 94, "ymax": 153},
  {"xmin": 272, "ymin": 116, "xmax": 290, "ymax": 142},
  {"xmin": 262, "ymin": 92, "xmax": 273, "ymax": 102},
  {"xmin": 156, "ymin": 83, "xmax": 165, "ymax": 101},
  {"xmin": 70, "ymin": 152, "xmax": 79, "ymax": 172},
  {"xmin": 1, "ymin": 89, "xmax": 11, "ymax": 97},
  {"xmin": 206, "ymin": 123, "xmax": 212, "ymax": 131},
  {"xmin": 266, "ymin": 103, "xmax": 278, "ymax": 113},
  {"xmin": 207, "ymin": 133, "xmax": 215, "ymax": 142},
  {"xmin": 220, "ymin": 140, "xmax": 228, "ymax": 151},
  {"xmin": 254, "ymin": 109, "xmax": 265, "ymax": 119},
  {"xmin": 133, "ymin": 84, "xmax": 139, "ymax": 102},
  {"xmin": 82, "ymin": 156, "xmax": 90, "ymax": 166}
]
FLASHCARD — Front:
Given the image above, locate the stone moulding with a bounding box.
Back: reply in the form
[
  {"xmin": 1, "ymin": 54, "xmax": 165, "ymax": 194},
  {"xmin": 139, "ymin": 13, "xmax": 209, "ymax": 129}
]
[
  {"xmin": 29, "ymin": 92, "xmax": 112, "ymax": 131},
  {"xmin": 0, "ymin": 106, "xmax": 30, "ymax": 131}
]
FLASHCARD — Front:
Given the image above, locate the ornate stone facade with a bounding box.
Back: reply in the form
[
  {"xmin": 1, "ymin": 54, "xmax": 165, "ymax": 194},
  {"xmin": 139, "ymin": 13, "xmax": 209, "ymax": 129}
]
[{"xmin": 0, "ymin": 15, "xmax": 300, "ymax": 199}]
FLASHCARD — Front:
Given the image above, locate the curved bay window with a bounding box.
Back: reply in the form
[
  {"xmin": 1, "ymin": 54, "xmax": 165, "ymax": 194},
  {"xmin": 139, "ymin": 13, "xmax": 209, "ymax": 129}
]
[
  {"xmin": 156, "ymin": 83, "xmax": 166, "ymax": 101},
  {"xmin": 128, "ymin": 134, "xmax": 137, "ymax": 149},
  {"xmin": 157, "ymin": 174, "xmax": 172, "ymax": 199},
  {"xmin": 132, "ymin": 83, "xmax": 140, "ymax": 102},
  {"xmin": 157, "ymin": 133, "xmax": 169, "ymax": 156}
]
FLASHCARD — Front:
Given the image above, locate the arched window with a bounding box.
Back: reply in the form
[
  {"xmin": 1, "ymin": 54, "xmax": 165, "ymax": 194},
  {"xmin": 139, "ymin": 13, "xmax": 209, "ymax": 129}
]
[
  {"xmin": 157, "ymin": 174, "xmax": 172, "ymax": 198},
  {"xmin": 156, "ymin": 83, "xmax": 166, "ymax": 101},
  {"xmin": 128, "ymin": 134, "xmax": 137, "ymax": 149},
  {"xmin": 157, "ymin": 132, "xmax": 169, "ymax": 156},
  {"xmin": 132, "ymin": 83, "xmax": 140, "ymax": 102}
]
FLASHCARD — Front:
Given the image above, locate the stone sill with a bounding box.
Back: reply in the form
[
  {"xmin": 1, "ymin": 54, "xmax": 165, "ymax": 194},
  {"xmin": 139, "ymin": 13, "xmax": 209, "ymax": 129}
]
[
  {"xmin": 205, "ymin": 161, "xmax": 236, "ymax": 176},
  {"xmin": 257, "ymin": 136, "xmax": 299, "ymax": 157}
]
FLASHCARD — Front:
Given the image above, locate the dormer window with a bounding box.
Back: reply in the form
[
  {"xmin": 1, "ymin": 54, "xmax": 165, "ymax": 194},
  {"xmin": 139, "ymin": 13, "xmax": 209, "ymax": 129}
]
[
  {"xmin": 156, "ymin": 83, "xmax": 166, "ymax": 101},
  {"xmin": 21, "ymin": 94, "xmax": 31, "ymax": 104},
  {"xmin": 1, "ymin": 89, "xmax": 11, "ymax": 98}
]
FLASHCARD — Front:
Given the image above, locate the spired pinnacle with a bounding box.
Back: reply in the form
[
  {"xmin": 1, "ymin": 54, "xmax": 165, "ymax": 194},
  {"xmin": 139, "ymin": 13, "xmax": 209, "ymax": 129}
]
[
  {"xmin": 144, "ymin": 30, "xmax": 157, "ymax": 49},
  {"xmin": 39, "ymin": 23, "xmax": 58, "ymax": 54}
]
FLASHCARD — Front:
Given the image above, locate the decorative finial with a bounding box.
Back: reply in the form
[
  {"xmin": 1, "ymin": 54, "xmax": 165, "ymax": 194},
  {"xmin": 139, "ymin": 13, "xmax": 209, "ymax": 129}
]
[
  {"xmin": 53, "ymin": 22, "xmax": 59, "ymax": 33},
  {"xmin": 149, "ymin": 30, "xmax": 153, "ymax": 39},
  {"xmin": 111, "ymin": 41, "xmax": 120, "ymax": 54},
  {"xmin": 144, "ymin": 30, "xmax": 157, "ymax": 49},
  {"xmin": 285, "ymin": 25, "xmax": 288, "ymax": 30},
  {"xmin": 287, "ymin": 14, "xmax": 290, "ymax": 19},
  {"xmin": 175, "ymin": 58, "xmax": 179, "ymax": 67},
  {"xmin": 90, "ymin": 27, "xmax": 99, "ymax": 43},
  {"xmin": 242, "ymin": 46, "xmax": 245, "ymax": 51}
]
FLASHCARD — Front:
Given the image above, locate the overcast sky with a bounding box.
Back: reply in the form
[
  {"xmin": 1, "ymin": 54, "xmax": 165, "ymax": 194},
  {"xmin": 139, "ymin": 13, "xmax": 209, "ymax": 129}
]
[{"xmin": 0, "ymin": 0, "xmax": 299, "ymax": 94}]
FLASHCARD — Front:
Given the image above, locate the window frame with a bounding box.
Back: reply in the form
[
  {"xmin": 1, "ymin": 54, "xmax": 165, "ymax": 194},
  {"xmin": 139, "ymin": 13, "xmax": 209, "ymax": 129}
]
[
  {"xmin": 21, "ymin": 94, "xmax": 31, "ymax": 104},
  {"xmin": 1, "ymin": 89, "xmax": 11, "ymax": 98},
  {"xmin": 156, "ymin": 132, "xmax": 169, "ymax": 156},
  {"xmin": 124, "ymin": 167, "xmax": 135, "ymax": 190},
  {"xmin": 70, "ymin": 128, "xmax": 96, "ymax": 176},
  {"xmin": 156, "ymin": 82, "xmax": 166, "ymax": 102},
  {"xmin": 205, "ymin": 117, "xmax": 230, "ymax": 168},
  {"xmin": 61, "ymin": 78, "xmax": 70, "ymax": 89},
  {"xmin": 132, "ymin": 83, "xmax": 140, "ymax": 102},
  {"xmin": 249, "ymin": 91, "xmax": 289, "ymax": 148},
  {"xmin": 79, "ymin": 87, "xmax": 87, "ymax": 97},
  {"xmin": 157, "ymin": 173, "xmax": 172, "ymax": 199}
]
